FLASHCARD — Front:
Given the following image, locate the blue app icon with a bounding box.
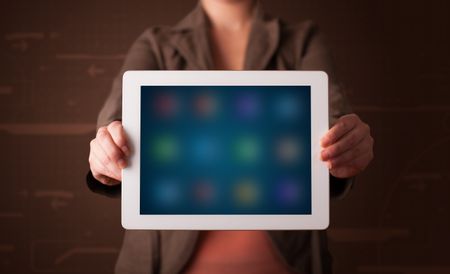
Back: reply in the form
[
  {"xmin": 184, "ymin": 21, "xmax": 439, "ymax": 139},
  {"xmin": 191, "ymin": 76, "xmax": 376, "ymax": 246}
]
[
  {"xmin": 275, "ymin": 95, "xmax": 300, "ymax": 120},
  {"xmin": 153, "ymin": 178, "xmax": 182, "ymax": 207},
  {"xmin": 191, "ymin": 135, "xmax": 220, "ymax": 164}
]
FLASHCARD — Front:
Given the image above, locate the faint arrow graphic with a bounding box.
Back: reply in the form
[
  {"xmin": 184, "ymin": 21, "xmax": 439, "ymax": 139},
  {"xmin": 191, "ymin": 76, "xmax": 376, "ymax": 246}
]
[
  {"xmin": 31, "ymin": 241, "xmax": 120, "ymax": 271},
  {"xmin": 55, "ymin": 53, "xmax": 125, "ymax": 60},
  {"xmin": 34, "ymin": 190, "xmax": 74, "ymax": 210},
  {"xmin": 54, "ymin": 247, "xmax": 119, "ymax": 265},
  {"xmin": 5, "ymin": 32, "xmax": 45, "ymax": 40},
  {"xmin": 0, "ymin": 212, "xmax": 23, "ymax": 218},
  {"xmin": 0, "ymin": 244, "xmax": 15, "ymax": 253},
  {"xmin": 5, "ymin": 32, "xmax": 46, "ymax": 52},
  {"xmin": 87, "ymin": 64, "xmax": 105, "ymax": 78},
  {"xmin": 0, "ymin": 86, "xmax": 13, "ymax": 95},
  {"xmin": 11, "ymin": 40, "xmax": 28, "ymax": 51},
  {"xmin": 0, "ymin": 123, "xmax": 95, "ymax": 135}
]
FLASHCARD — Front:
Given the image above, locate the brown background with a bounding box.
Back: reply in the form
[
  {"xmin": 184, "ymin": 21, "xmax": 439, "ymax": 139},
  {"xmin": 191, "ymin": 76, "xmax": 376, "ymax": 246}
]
[{"xmin": 1, "ymin": 0, "xmax": 449, "ymax": 273}]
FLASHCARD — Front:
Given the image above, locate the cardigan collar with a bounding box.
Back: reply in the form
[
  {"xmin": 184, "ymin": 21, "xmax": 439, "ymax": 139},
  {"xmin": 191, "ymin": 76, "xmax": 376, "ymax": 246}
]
[{"xmin": 169, "ymin": 1, "xmax": 280, "ymax": 70}]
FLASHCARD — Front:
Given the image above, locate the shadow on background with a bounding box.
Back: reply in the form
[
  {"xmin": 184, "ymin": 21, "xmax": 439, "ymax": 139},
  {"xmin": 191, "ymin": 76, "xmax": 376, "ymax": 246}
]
[{"xmin": 0, "ymin": 0, "xmax": 449, "ymax": 273}]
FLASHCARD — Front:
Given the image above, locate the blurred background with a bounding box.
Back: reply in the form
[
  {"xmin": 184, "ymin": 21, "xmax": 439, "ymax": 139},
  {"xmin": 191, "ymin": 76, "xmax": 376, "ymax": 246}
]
[{"xmin": 1, "ymin": 0, "xmax": 449, "ymax": 273}]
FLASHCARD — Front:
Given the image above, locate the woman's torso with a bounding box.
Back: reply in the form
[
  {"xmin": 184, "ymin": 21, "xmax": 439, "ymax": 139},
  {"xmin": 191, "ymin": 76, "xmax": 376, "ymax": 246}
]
[
  {"xmin": 183, "ymin": 231, "xmax": 294, "ymax": 274},
  {"xmin": 111, "ymin": 3, "xmax": 347, "ymax": 274}
]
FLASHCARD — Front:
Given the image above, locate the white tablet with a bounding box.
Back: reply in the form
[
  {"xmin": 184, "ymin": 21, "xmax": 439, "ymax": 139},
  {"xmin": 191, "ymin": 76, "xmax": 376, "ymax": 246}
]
[{"xmin": 122, "ymin": 71, "xmax": 329, "ymax": 230}]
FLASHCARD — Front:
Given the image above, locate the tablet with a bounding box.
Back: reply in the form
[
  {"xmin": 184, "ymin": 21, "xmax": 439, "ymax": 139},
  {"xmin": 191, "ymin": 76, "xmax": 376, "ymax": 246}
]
[{"xmin": 122, "ymin": 71, "xmax": 329, "ymax": 230}]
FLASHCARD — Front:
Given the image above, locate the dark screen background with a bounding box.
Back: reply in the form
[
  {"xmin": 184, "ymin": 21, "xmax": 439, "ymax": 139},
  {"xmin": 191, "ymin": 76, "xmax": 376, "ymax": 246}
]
[{"xmin": 140, "ymin": 86, "xmax": 312, "ymax": 214}]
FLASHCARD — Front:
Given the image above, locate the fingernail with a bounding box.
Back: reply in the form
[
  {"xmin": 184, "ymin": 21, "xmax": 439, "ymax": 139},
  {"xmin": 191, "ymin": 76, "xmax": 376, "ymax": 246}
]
[
  {"xmin": 118, "ymin": 158, "xmax": 127, "ymax": 169},
  {"xmin": 122, "ymin": 146, "xmax": 130, "ymax": 156},
  {"xmin": 327, "ymin": 161, "xmax": 332, "ymax": 169}
]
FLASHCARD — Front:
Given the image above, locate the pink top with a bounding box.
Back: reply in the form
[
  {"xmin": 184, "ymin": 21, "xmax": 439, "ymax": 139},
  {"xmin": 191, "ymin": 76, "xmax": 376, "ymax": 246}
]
[{"xmin": 183, "ymin": 231, "xmax": 295, "ymax": 274}]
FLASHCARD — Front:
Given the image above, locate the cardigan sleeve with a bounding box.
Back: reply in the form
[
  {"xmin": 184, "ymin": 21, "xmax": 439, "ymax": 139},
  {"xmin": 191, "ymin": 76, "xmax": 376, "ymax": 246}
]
[
  {"xmin": 97, "ymin": 28, "xmax": 161, "ymax": 129},
  {"xmin": 296, "ymin": 22, "xmax": 355, "ymax": 199},
  {"xmin": 87, "ymin": 28, "xmax": 161, "ymax": 198}
]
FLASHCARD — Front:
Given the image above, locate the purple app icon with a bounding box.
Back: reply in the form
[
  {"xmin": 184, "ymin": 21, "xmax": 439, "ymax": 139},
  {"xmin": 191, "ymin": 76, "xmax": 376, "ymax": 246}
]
[
  {"xmin": 235, "ymin": 93, "xmax": 261, "ymax": 119},
  {"xmin": 276, "ymin": 178, "xmax": 301, "ymax": 207}
]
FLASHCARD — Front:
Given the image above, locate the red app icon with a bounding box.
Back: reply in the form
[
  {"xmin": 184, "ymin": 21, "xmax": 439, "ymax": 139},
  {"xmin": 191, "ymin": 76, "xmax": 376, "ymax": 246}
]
[
  {"xmin": 194, "ymin": 94, "xmax": 217, "ymax": 118},
  {"xmin": 154, "ymin": 94, "xmax": 178, "ymax": 117}
]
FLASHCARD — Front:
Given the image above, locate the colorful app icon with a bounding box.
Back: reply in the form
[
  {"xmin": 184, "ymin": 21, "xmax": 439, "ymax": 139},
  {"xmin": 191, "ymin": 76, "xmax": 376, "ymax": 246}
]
[
  {"xmin": 154, "ymin": 93, "xmax": 178, "ymax": 118},
  {"xmin": 275, "ymin": 178, "xmax": 301, "ymax": 207},
  {"xmin": 194, "ymin": 94, "xmax": 217, "ymax": 118},
  {"xmin": 275, "ymin": 95, "xmax": 300, "ymax": 120},
  {"xmin": 276, "ymin": 136, "xmax": 301, "ymax": 164},
  {"xmin": 192, "ymin": 179, "xmax": 216, "ymax": 206},
  {"xmin": 191, "ymin": 136, "xmax": 220, "ymax": 163},
  {"xmin": 235, "ymin": 93, "xmax": 261, "ymax": 119},
  {"xmin": 234, "ymin": 136, "xmax": 261, "ymax": 164},
  {"xmin": 152, "ymin": 135, "xmax": 179, "ymax": 163},
  {"xmin": 153, "ymin": 178, "xmax": 182, "ymax": 207},
  {"xmin": 233, "ymin": 178, "xmax": 260, "ymax": 207}
]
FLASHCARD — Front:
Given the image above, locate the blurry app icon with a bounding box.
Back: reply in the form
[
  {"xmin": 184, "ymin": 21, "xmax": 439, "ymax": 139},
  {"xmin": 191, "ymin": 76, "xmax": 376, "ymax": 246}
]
[
  {"xmin": 233, "ymin": 178, "xmax": 260, "ymax": 207},
  {"xmin": 275, "ymin": 95, "xmax": 300, "ymax": 120},
  {"xmin": 276, "ymin": 136, "xmax": 300, "ymax": 164},
  {"xmin": 154, "ymin": 178, "xmax": 182, "ymax": 207},
  {"xmin": 152, "ymin": 135, "xmax": 179, "ymax": 163},
  {"xmin": 194, "ymin": 94, "xmax": 217, "ymax": 118},
  {"xmin": 192, "ymin": 136, "xmax": 220, "ymax": 163},
  {"xmin": 234, "ymin": 136, "xmax": 260, "ymax": 164},
  {"xmin": 192, "ymin": 179, "xmax": 216, "ymax": 205},
  {"xmin": 275, "ymin": 178, "xmax": 301, "ymax": 206},
  {"xmin": 154, "ymin": 94, "xmax": 178, "ymax": 118},
  {"xmin": 235, "ymin": 93, "xmax": 261, "ymax": 119}
]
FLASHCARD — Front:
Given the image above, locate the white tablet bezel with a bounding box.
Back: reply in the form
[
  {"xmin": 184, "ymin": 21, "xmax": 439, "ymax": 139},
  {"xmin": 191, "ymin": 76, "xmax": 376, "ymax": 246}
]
[{"xmin": 122, "ymin": 70, "xmax": 329, "ymax": 230}]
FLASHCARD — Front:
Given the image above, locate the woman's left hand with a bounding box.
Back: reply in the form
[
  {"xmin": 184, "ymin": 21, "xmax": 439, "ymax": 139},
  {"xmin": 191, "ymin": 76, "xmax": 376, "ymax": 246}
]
[{"xmin": 320, "ymin": 113, "xmax": 374, "ymax": 178}]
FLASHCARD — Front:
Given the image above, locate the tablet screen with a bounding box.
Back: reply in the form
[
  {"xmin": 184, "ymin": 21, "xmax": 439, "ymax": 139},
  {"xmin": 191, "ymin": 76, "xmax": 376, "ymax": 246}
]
[{"xmin": 140, "ymin": 86, "xmax": 311, "ymax": 215}]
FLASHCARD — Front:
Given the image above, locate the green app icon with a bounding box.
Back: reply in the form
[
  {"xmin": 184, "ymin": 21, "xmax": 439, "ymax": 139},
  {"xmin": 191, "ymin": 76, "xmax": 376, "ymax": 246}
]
[
  {"xmin": 235, "ymin": 136, "xmax": 260, "ymax": 163},
  {"xmin": 152, "ymin": 135, "xmax": 178, "ymax": 163}
]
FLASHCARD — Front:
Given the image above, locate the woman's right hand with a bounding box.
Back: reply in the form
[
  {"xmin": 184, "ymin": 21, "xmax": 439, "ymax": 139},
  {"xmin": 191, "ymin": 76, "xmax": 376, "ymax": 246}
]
[{"xmin": 88, "ymin": 121, "xmax": 130, "ymax": 185}]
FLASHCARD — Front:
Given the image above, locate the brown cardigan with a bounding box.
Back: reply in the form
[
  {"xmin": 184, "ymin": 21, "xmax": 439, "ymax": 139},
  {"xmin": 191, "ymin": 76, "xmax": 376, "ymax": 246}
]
[{"xmin": 87, "ymin": 2, "xmax": 354, "ymax": 274}]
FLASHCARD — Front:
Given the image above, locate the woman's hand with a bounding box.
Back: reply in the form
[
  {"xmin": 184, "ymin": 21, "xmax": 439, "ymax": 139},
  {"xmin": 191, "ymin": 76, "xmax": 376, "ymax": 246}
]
[
  {"xmin": 88, "ymin": 121, "xmax": 130, "ymax": 185},
  {"xmin": 320, "ymin": 114, "xmax": 374, "ymax": 178}
]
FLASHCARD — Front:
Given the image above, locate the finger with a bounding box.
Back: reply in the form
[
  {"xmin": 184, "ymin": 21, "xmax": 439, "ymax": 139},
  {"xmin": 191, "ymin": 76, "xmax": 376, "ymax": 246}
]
[
  {"xmin": 90, "ymin": 151, "xmax": 121, "ymax": 184},
  {"xmin": 93, "ymin": 171, "xmax": 120, "ymax": 185},
  {"xmin": 320, "ymin": 114, "xmax": 359, "ymax": 147},
  {"xmin": 327, "ymin": 135, "xmax": 373, "ymax": 169},
  {"xmin": 96, "ymin": 127, "xmax": 127, "ymax": 169},
  {"xmin": 90, "ymin": 139, "xmax": 122, "ymax": 180},
  {"xmin": 329, "ymin": 148, "xmax": 373, "ymax": 178},
  {"xmin": 107, "ymin": 121, "xmax": 130, "ymax": 157},
  {"xmin": 89, "ymin": 147, "xmax": 116, "ymax": 179},
  {"xmin": 321, "ymin": 122, "xmax": 368, "ymax": 161}
]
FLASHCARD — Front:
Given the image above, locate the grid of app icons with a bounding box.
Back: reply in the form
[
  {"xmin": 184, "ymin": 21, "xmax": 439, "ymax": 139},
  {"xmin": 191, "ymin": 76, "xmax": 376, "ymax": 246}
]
[{"xmin": 140, "ymin": 86, "xmax": 312, "ymax": 214}]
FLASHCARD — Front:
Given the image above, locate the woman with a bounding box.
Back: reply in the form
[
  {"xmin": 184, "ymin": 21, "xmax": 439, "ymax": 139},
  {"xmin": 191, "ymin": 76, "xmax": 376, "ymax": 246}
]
[{"xmin": 87, "ymin": 0, "xmax": 374, "ymax": 273}]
